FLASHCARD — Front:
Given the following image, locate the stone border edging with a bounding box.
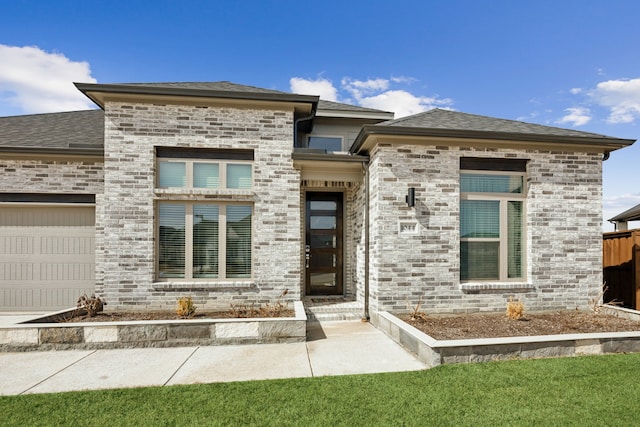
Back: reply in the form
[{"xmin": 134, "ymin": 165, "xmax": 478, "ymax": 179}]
[
  {"xmin": 371, "ymin": 307, "xmax": 640, "ymax": 367},
  {"xmin": 0, "ymin": 301, "xmax": 307, "ymax": 352}
]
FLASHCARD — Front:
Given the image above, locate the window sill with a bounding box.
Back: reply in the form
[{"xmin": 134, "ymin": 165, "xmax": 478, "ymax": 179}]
[
  {"xmin": 155, "ymin": 188, "xmax": 254, "ymax": 201},
  {"xmin": 152, "ymin": 281, "xmax": 256, "ymax": 292},
  {"xmin": 460, "ymin": 282, "xmax": 534, "ymax": 294}
]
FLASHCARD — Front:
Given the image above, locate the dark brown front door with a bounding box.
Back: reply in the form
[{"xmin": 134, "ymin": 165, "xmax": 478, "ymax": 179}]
[{"xmin": 305, "ymin": 192, "xmax": 343, "ymax": 295}]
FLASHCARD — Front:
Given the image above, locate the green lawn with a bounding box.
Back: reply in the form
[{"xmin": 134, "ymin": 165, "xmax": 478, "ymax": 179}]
[{"xmin": 2, "ymin": 353, "xmax": 639, "ymax": 426}]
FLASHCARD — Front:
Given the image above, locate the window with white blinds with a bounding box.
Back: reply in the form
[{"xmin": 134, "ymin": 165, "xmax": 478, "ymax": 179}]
[
  {"xmin": 158, "ymin": 202, "xmax": 251, "ymax": 280},
  {"xmin": 157, "ymin": 159, "xmax": 251, "ymax": 189},
  {"xmin": 460, "ymin": 160, "xmax": 526, "ymax": 282}
]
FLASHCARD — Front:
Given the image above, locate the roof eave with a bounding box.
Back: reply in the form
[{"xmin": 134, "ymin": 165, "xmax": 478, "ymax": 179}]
[
  {"xmin": 350, "ymin": 125, "xmax": 636, "ymax": 154},
  {"xmin": 74, "ymin": 83, "xmax": 319, "ymax": 110}
]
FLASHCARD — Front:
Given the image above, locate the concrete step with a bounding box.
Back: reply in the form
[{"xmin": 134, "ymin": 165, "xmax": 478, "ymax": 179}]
[{"xmin": 303, "ymin": 298, "xmax": 364, "ymax": 322}]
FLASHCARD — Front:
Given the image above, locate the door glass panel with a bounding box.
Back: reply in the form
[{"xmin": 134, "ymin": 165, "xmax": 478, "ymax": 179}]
[
  {"xmin": 310, "ymin": 273, "xmax": 337, "ymax": 287},
  {"xmin": 310, "ymin": 201, "xmax": 337, "ymax": 210},
  {"xmin": 310, "ymin": 253, "xmax": 336, "ymax": 268},
  {"xmin": 310, "ymin": 216, "xmax": 336, "ymax": 229},
  {"xmin": 310, "ymin": 235, "xmax": 336, "ymax": 248}
]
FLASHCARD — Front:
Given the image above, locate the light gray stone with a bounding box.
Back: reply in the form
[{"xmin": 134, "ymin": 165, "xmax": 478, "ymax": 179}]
[
  {"xmin": 84, "ymin": 326, "xmax": 118, "ymax": 343},
  {"xmin": 0, "ymin": 328, "xmax": 39, "ymax": 344},
  {"xmin": 216, "ymin": 322, "xmax": 259, "ymax": 339}
]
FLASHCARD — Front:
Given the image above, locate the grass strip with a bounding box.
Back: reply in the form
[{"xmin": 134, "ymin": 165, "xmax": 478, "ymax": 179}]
[{"xmin": 2, "ymin": 353, "xmax": 639, "ymax": 426}]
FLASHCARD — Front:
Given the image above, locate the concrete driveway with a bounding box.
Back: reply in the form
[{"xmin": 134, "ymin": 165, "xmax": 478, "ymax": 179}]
[{"xmin": 0, "ymin": 320, "xmax": 426, "ymax": 395}]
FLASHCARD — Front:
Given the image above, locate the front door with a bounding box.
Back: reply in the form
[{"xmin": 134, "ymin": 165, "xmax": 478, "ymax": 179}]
[{"xmin": 305, "ymin": 192, "xmax": 343, "ymax": 295}]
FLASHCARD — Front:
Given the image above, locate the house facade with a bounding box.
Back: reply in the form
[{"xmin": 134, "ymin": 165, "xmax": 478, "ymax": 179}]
[{"xmin": 0, "ymin": 82, "xmax": 634, "ymax": 314}]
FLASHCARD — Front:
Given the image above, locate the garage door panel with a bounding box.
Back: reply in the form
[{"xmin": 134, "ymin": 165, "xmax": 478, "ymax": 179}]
[{"xmin": 0, "ymin": 206, "xmax": 95, "ymax": 311}]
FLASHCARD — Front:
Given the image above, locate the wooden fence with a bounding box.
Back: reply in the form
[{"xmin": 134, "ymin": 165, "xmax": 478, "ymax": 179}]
[{"xmin": 603, "ymin": 229, "xmax": 640, "ymax": 309}]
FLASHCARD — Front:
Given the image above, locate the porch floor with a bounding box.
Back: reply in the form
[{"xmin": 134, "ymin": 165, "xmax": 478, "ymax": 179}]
[{"xmin": 303, "ymin": 296, "xmax": 365, "ymax": 321}]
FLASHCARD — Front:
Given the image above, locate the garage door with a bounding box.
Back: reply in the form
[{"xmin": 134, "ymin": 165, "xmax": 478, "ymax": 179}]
[{"xmin": 0, "ymin": 206, "xmax": 95, "ymax": 311}]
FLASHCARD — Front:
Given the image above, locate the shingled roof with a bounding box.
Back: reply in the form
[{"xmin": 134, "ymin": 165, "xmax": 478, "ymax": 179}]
[
  {"xmin": 609, "ymin": 203, "xmax": 640, "ymax": 223},
  {"xmin": 351, "ymin": 108, "xmax": 636, "ymax": 153},
  {"xmin": 0, "ymin": 109, "xmax": 103, "ymax": 155}
]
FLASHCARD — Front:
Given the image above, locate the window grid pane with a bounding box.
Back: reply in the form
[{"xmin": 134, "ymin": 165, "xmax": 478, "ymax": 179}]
[
  {"xmin": 193, "ymin": 163, "xmax": 220, "ymax": 188},
  {"xmin": 461, "ymin": 241, "xmax": 499, "ymax": 280},
  {"xmin": 158, "ymin": 204, "xmax": 185, "ymax": 278},
  {"xmin": 460, "ymin": 200, "xmax": 500, "ymax": 238},
  {"xmin": 158, "ymin": 162, "xmax": 186, "ymax": 188},
  {"xmin": 508, "ymin": 201, "xmax": 524, "ymax": 278},
  {"xmin": 226, "ymin": 205, "xmax": 252, "ymax": 278},
  {"xmin": 193, "ymin": 205, "xmax": 219, "ymax": 278},
  {"xmin": 461, "ymin": 174, "xmax": 523, "ymax": 193},
  {"xmin": 226, "ymin": 164, "xmax": 252, "ymax": 189}
]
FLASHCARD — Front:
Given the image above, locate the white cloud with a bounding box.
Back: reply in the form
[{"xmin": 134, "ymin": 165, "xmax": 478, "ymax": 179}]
[
  {"xmin": 569, "ymin": 88, "xmax": 582, "ymax": 95},
  {"xmin": 358, "ymin": 90, "xmax": 452, "ymax": 118},
  {"xmin": 590, "ymin": 78, "xmax": 640, "ymax": 124},
  {"xmin": 290, "ymin": 75, "xmax": 453, "ymax": 118},
  {"xmin": 0, "ymin": 44, "xmax": 97, "ymax": 114},
  {"xmin": 557, "ymin": 107, "xmax": 591, "ymax": 126},
  {"xmin": 289, "ymin": 77, "xmax": 338, "ymax": 101},
  {"xmin": 341, "ymin": 77, "xmax": 389, "ymax": 99}
]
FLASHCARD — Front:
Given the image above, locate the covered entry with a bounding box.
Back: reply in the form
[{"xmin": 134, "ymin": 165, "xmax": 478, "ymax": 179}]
[{"xmin": 0, "ymin": 204, "xmax": 95, "ymax": 311}]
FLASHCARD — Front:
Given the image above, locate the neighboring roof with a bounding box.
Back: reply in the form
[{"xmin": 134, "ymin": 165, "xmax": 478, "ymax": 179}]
[
  {"xmin": 74, "ymin": 81, "xmax": 319, "ymax": 111},
  {"xmin": 609, "ymin": 203, "xmax": 640, "ymax": 223},
  {"xmin": 316, "ymin": 99, "xmax": 394, "ymax": 119},
  {"xmin": 351, "ymin": 108, "xmax": 636, "ymax": 153},
  {"xmin": 0, "ymin": 109, "xmax": 103, "ymax": 155}
]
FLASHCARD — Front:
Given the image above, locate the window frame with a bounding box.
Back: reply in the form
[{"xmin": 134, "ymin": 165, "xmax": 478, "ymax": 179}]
[
  {"xmin": 156, "ymin": 158, "xmax": 253, "ymax": 190},
  {"xmin": 306, "ymin": 135, "xmax": 344, "ymax": 152},
  {"xmin": 156, "ymin": 201, "xmax": 252, "ymax": 281},
  {"xmin": 460, "ymin": 169, "xmax": 527, "ymax": 282}
]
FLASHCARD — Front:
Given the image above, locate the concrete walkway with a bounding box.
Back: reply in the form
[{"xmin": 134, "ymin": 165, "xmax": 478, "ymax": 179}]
[{"xmin": 0, "ymin": 320, "xmax": 426, "ymax": 396}]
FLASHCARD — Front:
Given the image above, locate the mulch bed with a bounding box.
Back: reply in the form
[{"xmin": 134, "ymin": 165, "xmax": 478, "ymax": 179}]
[
  {"xmin": 403, "ymin": 310, "xmax": 640, "ymax": 340},
  {"xmin": 59, "ymin": 309, "xmax": 295, "ymax": 323}
]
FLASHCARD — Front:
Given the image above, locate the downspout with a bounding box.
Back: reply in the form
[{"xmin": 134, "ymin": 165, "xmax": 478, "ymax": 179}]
[
  {"xmin": 363, "ymin": 161, "xmax": 370, "ymax": 321},
  {"xmin": 293, "ymin": 110, "xmax": 316, "ymax": 147}
]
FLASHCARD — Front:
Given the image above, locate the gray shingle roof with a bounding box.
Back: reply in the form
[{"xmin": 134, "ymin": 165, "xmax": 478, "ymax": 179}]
[
  {"xmin": 351, "ymin": 108, "xmax": 636, "ymax": 153},
  {"xmin": 380, "ymin": 108, "xmax": 611, "ymax": 139},
  {"xmin": 0, "ymin": 109, "xmax": 103, "ymax": 154},
  {"xmin": 609, "ymin": 203, "xmax": 640, "ymax": 223},
  {"xmin": 317, "ymin": 99, "xmax": 392, "ymax": 115},
  {"xmin": 119, "ymin": 81, "xmax": 291, "ymax": 95}
]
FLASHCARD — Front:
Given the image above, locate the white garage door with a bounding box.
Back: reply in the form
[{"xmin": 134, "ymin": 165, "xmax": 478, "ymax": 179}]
[{"xmin": 0, "ymin": 205, "xmax": 95, "ymax": 311}]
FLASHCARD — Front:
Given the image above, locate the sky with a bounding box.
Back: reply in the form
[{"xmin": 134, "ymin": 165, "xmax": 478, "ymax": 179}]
[{"xmin": 1, "ymin": 0, "xmax": 639, "ymax": 230}]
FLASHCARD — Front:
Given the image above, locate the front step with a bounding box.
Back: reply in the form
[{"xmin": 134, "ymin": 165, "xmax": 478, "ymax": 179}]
[{"xmin": 303, "ymin": 297, "xmax": 365, "ymax": 322}]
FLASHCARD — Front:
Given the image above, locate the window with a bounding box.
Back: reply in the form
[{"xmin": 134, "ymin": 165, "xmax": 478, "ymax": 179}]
[
  {"xmin": 460, "ymin": 158, "xmax": 526, "ymax": 281},
  {"xmin": 156, "ymin": 147, "xmax": 253, "ymax": 190},
  {"xmin": 156, "ymin": 147, "xmax": 254, "ymax": 280},
  {"xmin": 157, "ymin": 160, "xmax": 251, "ymax": 189},
  {"xmin": 307, "ymin": 136, "xmax": 343, "ymax": 151},
  {"xmin": 158, "ymin": 203, "xmax": 252, "ymax": 279}
]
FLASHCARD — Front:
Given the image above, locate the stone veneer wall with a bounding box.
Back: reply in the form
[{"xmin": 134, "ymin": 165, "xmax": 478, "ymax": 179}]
[
  {"xmin": 98, "ymin": 102, "xmax": 301, "ymax": 309},
  {"xmin": 365, "ymin": 143, "xmax": 603, "ymax": 314},
  {"xmin": 0, "ymin": 158, "xmax": 103, "ymax": 194}
]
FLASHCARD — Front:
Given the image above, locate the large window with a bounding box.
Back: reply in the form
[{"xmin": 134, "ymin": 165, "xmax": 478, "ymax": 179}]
[
  {"xmin": 158, "ymin": 203, "xmax": 252, "ymax": 279},
  {"xmin": 307, "ymin": 136, "xmax": 343, "ymax": 152},
  {"xmin": 156, "ymin": 147, "xmax": 253, "ymax": 280},
  {"xmin": 460, "ymin": 158, "xmax": 526, "ymax": 281}
]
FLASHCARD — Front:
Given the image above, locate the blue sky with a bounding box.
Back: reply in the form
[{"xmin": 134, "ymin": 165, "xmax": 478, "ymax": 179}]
[{"xmin": 1, "ymin": 0, "xmax": 639, "ymax": 230}]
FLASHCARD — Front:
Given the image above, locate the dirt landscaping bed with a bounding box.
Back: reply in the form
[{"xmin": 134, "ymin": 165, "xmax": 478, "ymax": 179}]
[
  {"xmin": 403, "ymin": 310, "xmax": 640, "ymax": 340},
  {"xmin": 44, "ymin": 309, "xmax": 295, "ymax": 323}
]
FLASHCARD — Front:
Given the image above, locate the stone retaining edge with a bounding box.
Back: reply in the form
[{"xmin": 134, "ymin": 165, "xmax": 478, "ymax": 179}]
[
  {"xmin": 370, "ymin": 309, "xmax": 640, "ymax": 367},
  {"xmin": 0, "ymin": 301, "xmax": 307, "ymax": 352}
]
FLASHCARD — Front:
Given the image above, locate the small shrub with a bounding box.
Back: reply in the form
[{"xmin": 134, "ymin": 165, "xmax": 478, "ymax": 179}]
[
  {"xmin": 506, "ymin": 297, "xmax": 525, "ymax": 320},
  {"xmin": 260, "ymin": 289, "xmax": 289, "ymax": 317},
  {"xmin": 77, "ymin": 293, "xmax": 106, "ymax": 317},
  {"xmin": 176, "ymin": 296, "xmax": 197, "ymax": 318},
  {"xmin": 407, "ymin": 297, "xmax": 427, "ymax": 321}
]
